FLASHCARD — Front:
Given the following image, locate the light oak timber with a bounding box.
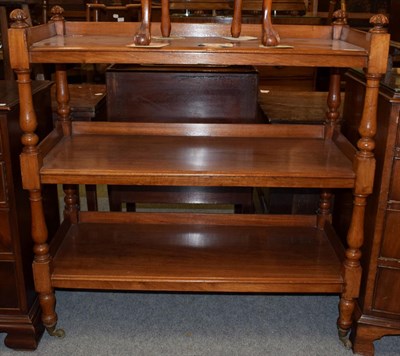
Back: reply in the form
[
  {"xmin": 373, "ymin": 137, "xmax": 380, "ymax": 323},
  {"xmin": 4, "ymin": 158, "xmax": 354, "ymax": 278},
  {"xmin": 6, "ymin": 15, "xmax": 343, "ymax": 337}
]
[
  {"xmin": 336, "ymin": 69, "xmax": 400, "ymax": 355},
  {"xmin": 50, "ymin": 212, "xmax": 343, "ymax": 292},
  {"xmin": 7, "ymin": 8, "xmax": 390, "ymax": 346},
  {"xmin": 38, "ymin": 128, "xmax": 355, "ymax": 187},
  {"xmin": 20, "ymin": 23, "xmax": 370, "ymax": 67}
]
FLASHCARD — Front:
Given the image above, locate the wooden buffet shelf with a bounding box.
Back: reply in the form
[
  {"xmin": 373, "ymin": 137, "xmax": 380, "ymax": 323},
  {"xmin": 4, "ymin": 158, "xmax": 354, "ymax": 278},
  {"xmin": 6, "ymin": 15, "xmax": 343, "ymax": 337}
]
[
  {"xmin": 23, "ymin": 22, "xmax": 369, "ymax": 67},
  {"xmin": 51, "ymin": 212, "xmax": 343, "ymax": 292},
  {"xmin": 40, "ymin": 122, "xmax": 355, "ymax": 187},
  {"xmin": 7, "ymin": 5, "xmax": 390, "ymax": 349}
]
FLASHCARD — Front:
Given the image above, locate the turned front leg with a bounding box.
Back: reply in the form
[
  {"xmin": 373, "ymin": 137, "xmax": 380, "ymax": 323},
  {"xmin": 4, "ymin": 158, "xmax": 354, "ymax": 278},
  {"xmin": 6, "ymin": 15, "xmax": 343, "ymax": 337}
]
[
  {"xmin": 336, "ymin": 15, "xmax": 390, "ymax": 345},
  {"xmin": 337, "ymin": 194, "xmax": 365, "ymax": 348},
  {"xmin": 11, "ymin": 37, "xmax": 64, "ymax": 337},
  {"xmin": 231, "ymin": 0, "xmax": 243, "ymax": 38},
  {"xmin": 160, "ymin": 0, "xmax": 171, "ymax": 38},
  {"xmin": 261, "ymin": 0, "xmax": 280, "ymax": 46},
  {"xmin": 134, "ymin": 0, "xmax": 151, "ymax": 45},
  {"xmin": 337, "ymin": 72, "xmax": 383, "ymax": 348},
  {"xmin": 30, "ymin": 189, "xmax": 63, "ymax": 337},
  {"xmin": 16, "ymin": 70, "xmax": 64, "ymax": 338}
]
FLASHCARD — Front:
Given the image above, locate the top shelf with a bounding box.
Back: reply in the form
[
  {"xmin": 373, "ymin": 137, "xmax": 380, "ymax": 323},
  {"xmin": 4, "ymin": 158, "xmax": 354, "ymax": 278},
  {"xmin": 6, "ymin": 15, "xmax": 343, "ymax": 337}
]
[{"xmin": 11, "ymin": 22, "xmax": 372, "ymax": 68}]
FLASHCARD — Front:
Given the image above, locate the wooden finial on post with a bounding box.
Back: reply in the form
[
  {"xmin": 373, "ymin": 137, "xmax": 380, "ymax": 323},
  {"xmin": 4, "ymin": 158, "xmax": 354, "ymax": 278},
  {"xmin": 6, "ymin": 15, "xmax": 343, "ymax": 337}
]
[
  {"xmin": 369, "ymin": 14, "xmax": 389, "ymax": 33},
  {"xmin": 332, "ymin": 9, "xmax": 347, "ymax": 40},
  {"xmin": 332, "ymin": 9, "xmax": 347, "ymax": 25},
  {"xmin": 9, "ymin": 9, "xmax": 30, "ymax": 28},
  {"xmin": 49, "ymin": 6, "xmax": 65, "ymax": 36},
  {"xmin": 261, "ymin": 0, "xmax": 280, "ymax": 47},
  {"xmin": 50, "ymin": 5, "xmax": 64, "ymax": 22}
]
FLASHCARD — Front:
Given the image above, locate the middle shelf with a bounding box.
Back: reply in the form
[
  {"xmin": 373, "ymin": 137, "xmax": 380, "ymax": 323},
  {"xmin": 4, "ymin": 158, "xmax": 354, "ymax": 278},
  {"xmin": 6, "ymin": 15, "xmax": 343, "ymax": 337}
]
[{"xmin": 39, "ymin": 122, "xmax": 356, "ymax": 188}]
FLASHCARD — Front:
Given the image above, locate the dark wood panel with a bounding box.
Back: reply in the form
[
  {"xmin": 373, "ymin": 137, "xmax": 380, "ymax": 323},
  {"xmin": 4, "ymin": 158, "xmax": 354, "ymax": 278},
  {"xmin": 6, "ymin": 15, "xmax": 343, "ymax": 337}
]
[
  {"xmin": 380, "ymin": 209, "xmax": 400, "ymax": 259},
  {"xmin": 0, "ymin": 262, "xmax": 18, "ymax": 308},
  {"xmin": 373, "ymin": 268, "xmax": 400, "ymax": 315},
  {"xmin": 106, "ymin": 65, "xmax": 260, "ymax": 123},
  {"xmin": 390, "ymin": 145, "xmax": 400, "ymax": 201},
  {"xmin": 0, "ymin": 210, "xmax": 12, "ymax": 252},
  {"xmin": 0, "ymin": 162, "xmax": 7, "ymax": 205},
  {"xmin": 389, "ymin": 0, "xmax": 400, "ymax": 43}
]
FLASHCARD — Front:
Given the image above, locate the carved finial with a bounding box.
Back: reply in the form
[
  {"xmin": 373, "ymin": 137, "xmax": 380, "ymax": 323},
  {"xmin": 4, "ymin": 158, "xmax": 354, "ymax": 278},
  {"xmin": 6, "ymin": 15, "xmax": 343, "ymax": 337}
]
[
  {"xmin": 369, "ymin": 14, "xmax": 389, "ymax": 33},
  {"xmin": 332, "ymin": 9, "xmax": 347, "ymax": 25},
  {"xmin": 9, "ymin": 9, "xmax": 30, "ymax": 28},
  {"xmin": 50, "ymin": 5, "xmax": 65, "ymax": 21}
]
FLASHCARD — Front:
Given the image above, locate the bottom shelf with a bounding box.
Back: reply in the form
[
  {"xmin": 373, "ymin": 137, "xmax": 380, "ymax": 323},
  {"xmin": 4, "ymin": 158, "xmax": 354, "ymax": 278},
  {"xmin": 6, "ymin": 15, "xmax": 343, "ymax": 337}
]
[{"xmin": 50, "ymin": 212, "xmax": 344, "ymax": 293}]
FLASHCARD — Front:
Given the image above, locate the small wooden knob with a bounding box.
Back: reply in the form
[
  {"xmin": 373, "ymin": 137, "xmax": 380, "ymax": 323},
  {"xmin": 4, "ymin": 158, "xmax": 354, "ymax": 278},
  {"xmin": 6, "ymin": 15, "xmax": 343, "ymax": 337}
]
[
  {"xmin": 50, "ymin": 5, "xmax": 65, "ymax": 21},
  {"xmin": 332, "ymin": 9, "xmax": 347, "ymax": 25},
  {"xmin": 9, "ymin": 9, "xmax": 29, "ymax": 28},
  {"xmin": 369, "ymin": 14, "xmax": 389, "ymax": 33}
]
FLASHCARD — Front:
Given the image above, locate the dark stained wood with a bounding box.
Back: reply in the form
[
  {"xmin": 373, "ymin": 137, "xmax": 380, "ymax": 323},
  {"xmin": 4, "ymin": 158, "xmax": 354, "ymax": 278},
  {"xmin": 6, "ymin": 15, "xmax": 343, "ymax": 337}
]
[
  {"xmin": 51, "ymin": 83, "xmax": 106, "ymax": 122},
  {"xmin": 106, "ymin": 65, "xmax": 260, "ymax": 123},
  {"xmin": 389, "ymin": 0, "xmax": 400, "ymax": 42}
]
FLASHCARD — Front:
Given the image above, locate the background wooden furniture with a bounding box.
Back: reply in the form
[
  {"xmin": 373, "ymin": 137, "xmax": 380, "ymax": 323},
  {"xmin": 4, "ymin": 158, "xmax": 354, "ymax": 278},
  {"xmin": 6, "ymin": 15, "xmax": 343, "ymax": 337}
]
[
  {"xmin": 7, "ymin": 7, "xmax": 389, "ymax": 347},
  {"xmin": 389, "ymin": 0, "xmax": 400, "ymax": 42},
  {"xmin": 333, "ymin": 68, "xmax": 400, "ymax": 355},
  {"xmin": 0, "ymin": 80, "xmax": 59, "ymax": 350},
  {"xmin": 51, "ymin": 83, "xmax": 107, "ymax": 122},
  {"xmin": 106, "ymin": 64, "xmax": 262, "ymax": 123}
]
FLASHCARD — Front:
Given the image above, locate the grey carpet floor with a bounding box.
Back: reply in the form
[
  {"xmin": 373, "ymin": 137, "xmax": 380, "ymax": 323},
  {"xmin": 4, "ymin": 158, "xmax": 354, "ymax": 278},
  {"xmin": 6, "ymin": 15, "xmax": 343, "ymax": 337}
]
[{"xmin": 1, "ymin": 292, "xmax": 399, "ymax": 355}]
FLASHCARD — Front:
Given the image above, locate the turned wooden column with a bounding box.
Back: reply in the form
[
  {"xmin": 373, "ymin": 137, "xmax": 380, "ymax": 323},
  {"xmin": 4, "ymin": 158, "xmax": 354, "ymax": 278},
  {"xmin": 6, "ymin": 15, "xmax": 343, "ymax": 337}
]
[
  {"xmin": 231, "ymin": 0, "xmax": 243, "ymax": 38},
  {"xmin": 325, "ymin": 68, "xmax": 342, "ymax": 139},
  {"xmin": 317, "ymin": 68, "xmax": 342, "ymax": 229},
  {"xmin": 9, "ymin": 9, "xmax": 59, "ymax": 336},
  {"xmin": 160, "ymin": 0, "xmax": 171, "ymax": 38},
  {"xmin": 337, "ymin": 14, "xmax": 390, "ymax": 348},
  {"xmin": 8, "ymin": 7, "xmax": 70, "ymax": 338}
]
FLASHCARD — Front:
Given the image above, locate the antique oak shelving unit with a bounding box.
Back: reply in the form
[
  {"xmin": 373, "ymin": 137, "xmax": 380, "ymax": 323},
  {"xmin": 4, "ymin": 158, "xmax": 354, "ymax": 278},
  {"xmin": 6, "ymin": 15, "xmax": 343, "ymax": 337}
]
[{"xmin": 7, "ymin": 2, "xmax": 390, "ymax": 348}]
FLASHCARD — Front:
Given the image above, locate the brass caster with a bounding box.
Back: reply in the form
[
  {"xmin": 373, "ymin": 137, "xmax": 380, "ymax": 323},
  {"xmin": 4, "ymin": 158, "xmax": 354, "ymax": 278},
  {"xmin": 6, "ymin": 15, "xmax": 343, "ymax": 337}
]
[
  {"xmin": 46, "ymin": 326, "xmax": 65, "ymax": 338},
  {"xmin": 338, "ymin": 327, "xmax": 352, "ymax": 349}
]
